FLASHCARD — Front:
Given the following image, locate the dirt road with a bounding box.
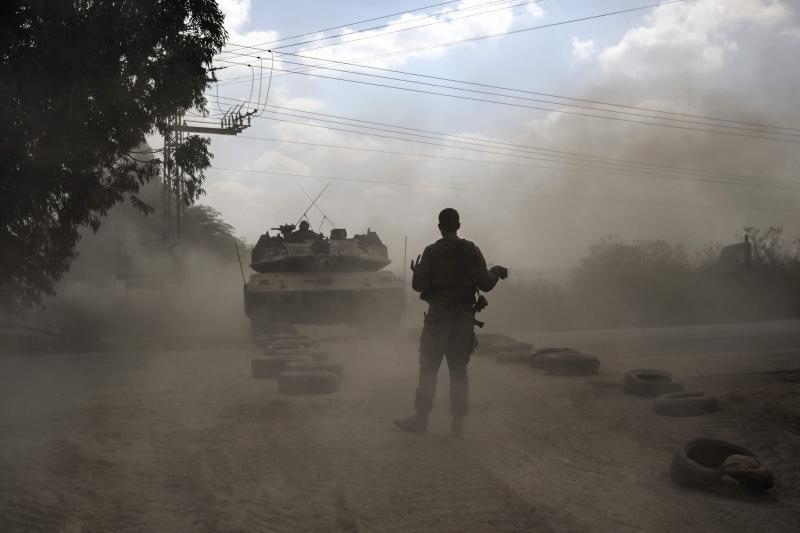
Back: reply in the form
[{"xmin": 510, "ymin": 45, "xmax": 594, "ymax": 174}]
[{"xmin": 1, "ymin": 330, "xmax": 799, "ymax": 532}]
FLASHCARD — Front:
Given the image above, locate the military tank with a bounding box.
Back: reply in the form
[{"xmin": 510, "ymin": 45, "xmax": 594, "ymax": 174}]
[{"xmin": 244, "ymin": 222, "xmax": 405, "ymax": 334}]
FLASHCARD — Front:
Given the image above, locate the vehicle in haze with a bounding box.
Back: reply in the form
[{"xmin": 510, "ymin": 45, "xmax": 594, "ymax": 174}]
[{"xmin": 244, "ymin": 223, "xmax": 405, "ymax": 334}]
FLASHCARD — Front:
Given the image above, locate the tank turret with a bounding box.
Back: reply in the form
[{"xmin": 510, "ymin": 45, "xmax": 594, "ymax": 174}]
[
  {"xmin": 245, "ymin": 222, "xmax": 404, "ymax": 333},
  {"xmin": 250, "ymin": 223, "xmax": 390, "ymax": 273}
]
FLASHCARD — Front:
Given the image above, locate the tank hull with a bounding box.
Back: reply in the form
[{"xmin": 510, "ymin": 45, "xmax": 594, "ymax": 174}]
[{"xmin": 245, "ymin": 270, "xmax": 405, "ymax": 331}]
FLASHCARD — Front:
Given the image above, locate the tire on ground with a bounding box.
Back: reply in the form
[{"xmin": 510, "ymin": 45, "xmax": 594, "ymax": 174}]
[
  {"xmin": 721, "ymin": 453, "xmax": 775, "ymax": 490},
  {"xmin": 670, "ymin": 438, "xmax": 774, "ymax": 490},
  {"xmin": 264, "ymin": 347, "xmax": 328, "ymax": 361},
  {"xmin": 529, "ymin": 348, "xmax": 576, "ymax": 369},
  {"xmin": 251, "ymin": 355, "xmax": 313, "ymax": 379},
  {"xmin": 267, "ymin": 338, "xmax": 319, "ymax": 350},
  {"xmin": 285, "ymin": 360, "xmax": 344, "ymax": 377},
  {"xmin": 278, "ymin": 370, "xmax": 340, "ymax": 395},
  {"xmin": 307, "ymin": 350, "xmax": 329, "ymax": 362},
  {"xmin": 254, "ymin": 334, "xmax": 289, "ymax": 348},
  {"xmin": 494, "ymin": 351, "xmax": 533, "ymax": 364},
  {"xmin": 653, "ymin": 391, "xmax": 718, "ymax": 417},
  {"xmin": 542, "ymin": 352, "xmax": 600, "ymax": 375},
  {"xmin": 254, "ymin": 333, "xmax": 310, "ymax": 349},
  {"xmin": 476, "ymin": 333, "xmax": 511, "ymax": 343},
  {"xmin": 498, "ymin": 341, "xmax": 533, "ymax": 351},
  {"xmin": 251, "ymin": 320, "xmax": 296, "ymax": 337},
  {"xmin": 624, "ymin": 369, "xmax": 685, "ymax": 397},
  {"xmin": 478, "ymin": 341, "xmax": 533, "ymax": 357},
  {"xmin": 474, "ymin": 334, "xmax": 515, "ymax": 355}
]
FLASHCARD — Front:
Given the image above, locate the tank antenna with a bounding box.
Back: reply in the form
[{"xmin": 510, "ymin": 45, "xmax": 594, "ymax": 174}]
[
  {"xmin": 301, "ymin": 185, "xmax": 336, "ymax": 229},
  {"xmin": 233, "ymin": 238, "xmax": 246, "ymax": 286},
  {"xmin": 296, "ymin": 183, "xmax": 330, "ymax": 226}
]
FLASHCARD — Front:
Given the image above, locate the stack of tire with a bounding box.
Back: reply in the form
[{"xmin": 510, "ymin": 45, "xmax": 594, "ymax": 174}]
[
  {"xmin": 623, "ymin": 369, "xmax": 718, "ymax": 417},
  {"xmin": 474, "ymin": 334, "xmax": 534, "ymax": 364},
  {"xmin": 476, "ymin": 334, "xmax": 601, "ymax": 375},
  {"xmin": 251, "ymin": 334, "xmax": 343, "ymax": 395},
  {"xmin": 529, "ymin": 347, "xmax": 600, "ymax": 376}
]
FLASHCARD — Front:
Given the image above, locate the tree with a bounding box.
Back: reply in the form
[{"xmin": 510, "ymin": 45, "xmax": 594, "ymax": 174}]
[
  {"xmin": 182, "ymin": 205, "xmax": 245, "ymax": 259},
  {"xmin": 0, "ymin": 0, "xmax": 226, "ymax": 315},
  {"xmin": 744, "ymin": 226, "xmax": 799, "ymax": 268},
  {"xmin": 571, "ymin": 236, "xmax": 697, "ymax": 326}
]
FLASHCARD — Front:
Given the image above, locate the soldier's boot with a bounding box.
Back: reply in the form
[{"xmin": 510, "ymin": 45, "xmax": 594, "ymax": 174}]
[
  {"xmin": 450, "ymin": 416, "xmax": 464, "ymax": 439},
  {"xmin": 394, "ymin": 388, "xmax": 432, "ymax": 433},
  {"xmin": 393, "ymin": 412, "xmax": 429, "ymax": 433}
]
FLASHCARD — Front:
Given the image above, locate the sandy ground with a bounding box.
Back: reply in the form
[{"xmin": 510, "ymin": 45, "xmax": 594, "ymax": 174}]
[{"xmin": 1, "ymin": 326, "xmax": 800, "ymax": 532}]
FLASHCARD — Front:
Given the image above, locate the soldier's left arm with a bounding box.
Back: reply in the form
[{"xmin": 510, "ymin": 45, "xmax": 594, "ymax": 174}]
[{"xmin": 475, "ymin": 246, "xmax": 500, "ymax": 292}]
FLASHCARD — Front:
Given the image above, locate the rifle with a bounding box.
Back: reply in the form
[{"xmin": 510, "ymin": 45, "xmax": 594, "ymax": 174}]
[{"xmin": 473, "ymin": 294, "xmax": 488, "ymax": 328}]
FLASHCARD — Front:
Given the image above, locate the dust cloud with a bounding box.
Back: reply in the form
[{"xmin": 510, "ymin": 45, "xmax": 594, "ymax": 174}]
[
  {"xmin": 3, "ymin": 3, "xmax": 800, "ymax": 532},
  {"xmin": 205, "ymin": 2, "xmax": 800, "ymax": 305},
  {"xmin": 11, "ymin": 0, "xmax": 800, "ymax": 344},
  {"xmin": 21, "ymin": 184, "xmax": 251, "ymax": 350}
]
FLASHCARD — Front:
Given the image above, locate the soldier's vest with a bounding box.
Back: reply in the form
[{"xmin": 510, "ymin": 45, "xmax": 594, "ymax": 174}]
[{"xmin": 425, "ymin": 237, "xmax": 480, "ymax": 306}]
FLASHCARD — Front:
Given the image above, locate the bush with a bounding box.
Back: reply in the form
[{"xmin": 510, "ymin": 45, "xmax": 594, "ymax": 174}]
[{"xmin": 486, "ymin": 229, "xmax": 800, "ymax": 331}]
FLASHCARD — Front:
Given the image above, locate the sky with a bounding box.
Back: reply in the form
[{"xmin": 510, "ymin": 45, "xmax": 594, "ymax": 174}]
[{"xmin": 184, "ymin": 0, "xmax": 800, "ymax": 273}]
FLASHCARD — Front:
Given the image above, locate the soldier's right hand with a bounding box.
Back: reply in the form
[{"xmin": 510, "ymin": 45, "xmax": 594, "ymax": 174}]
[
  {"xmin": 410, "ymin": 254, "xmax": 421, "ymax": 272},
  {"xmin": 490, "ymin": 265, "xmax": 509, "ymax": 280}
]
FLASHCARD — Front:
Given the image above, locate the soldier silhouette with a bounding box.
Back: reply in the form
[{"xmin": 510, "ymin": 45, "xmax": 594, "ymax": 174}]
[{"xmin": 395, "ymin": 208, "xmax": 507, "ymax": 438}]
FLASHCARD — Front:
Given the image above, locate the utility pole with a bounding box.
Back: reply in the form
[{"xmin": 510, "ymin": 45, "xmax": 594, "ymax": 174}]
[{"xmin": 162, "ymin": 111, "xmax": 252, "ymax": 242}]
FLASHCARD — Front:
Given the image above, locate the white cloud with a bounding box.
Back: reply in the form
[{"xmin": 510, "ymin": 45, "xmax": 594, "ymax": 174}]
[
  {"xmin": 781, "ymin": 26, "xmax": 800, "ymax": 40},
  {"xmin": 570, "ymin": 36, "xmax": 596, "ymax": 61},
  {"xmin": 217, "ymin": 0, "xmax": 280, "ymax": 79},
  {"xmin": 204, "ymin": 0, "xmax": 800, "ymax": 267},
  {"xmin": 526, "ymin": 3, "xmax": 545, "ymax": 19},
  {"xmin": 297, "ymin": 0, "xmax": 546, "ymax": 68},
  {"xmin": 598, "ymin": 0, "xmax": 791, "ymax": 78},
  {"xmin": 498, "ymin": 0, "xmax": 800, "ymax": 255},
  {"xmin": 270, "ymin": 87, "xmax": 325, "ymax": 112},
  {"xmin": 250, "ymin": 150, "xmax": 310, "ymax": 175},
  {"xmin": 218, "ymin": 0, "xmax": 251, "ymax": 32}
]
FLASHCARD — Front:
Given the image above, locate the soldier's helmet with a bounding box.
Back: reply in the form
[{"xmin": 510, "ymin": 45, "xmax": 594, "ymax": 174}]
[
  {"xmin": 298, "ymin": 220, "xmax": 310, "ymax": 231},
  {"xmin": 438, "ymin": 208, "xmax": 460, "ymax": 231}
]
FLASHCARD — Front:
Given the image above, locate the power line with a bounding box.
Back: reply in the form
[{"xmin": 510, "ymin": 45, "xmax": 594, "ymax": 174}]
[
  {"xmin": 218, "ymin": 0, "xmax": 465, "ymax": 55},
  {"xmin": 204, "ymin": 95, "xmax": 799, "ymax": 189},
  {"xmin": 218, "ymin": 1, "xmax": 687, "ymax": 86},
  {"xmin": 252, "ymin": 114, "xmax": 800, "ymax": 189},
  {"xmin": 211, "ymin": 58, "xmax": 800, "ymax": 139},
  {"xmin": 320, "ymin": 0, "xmax": 689, "ymax": 66},
  {"xmin": 210, "ymin": 63, "xmax": 800, "ymax": 143},
  {"xmin": 267, "ymin": 51, "xmax": 800, "ymax": 134},
  {"xmin": 183, "ymin": 118, "xmax": 222, "ymax": 125},
  {"xmin": 254, "ymin": 106, "xmax": 791, "ymax": 183},
  {"xmin": 231, "ymin": 56, "xmax": 798, "ymax": 137},
  {"xmin": 205, "ymin": 95, "xmax": 798, "ymax": 185},
  {"xmin": 210, "ymin": 166, "xmax": 800, "ymax": 214},
  {"xmin": 217, "ymin": 0, "xmax": 771, "ymax": 146},
  {"xmin": 222, "ymin": 0, "xmax": 509, "ymax": 58},
  {"xmin": 230, "ymin": 132, "xmax": 800, "ymax": 192},
  {"xmin": 214, "ymin": 0, "xmax": 529, "ymax": 86},
  {"xmin": 273, "ymin": 0, "xmax": 542, "ymax": 52}
]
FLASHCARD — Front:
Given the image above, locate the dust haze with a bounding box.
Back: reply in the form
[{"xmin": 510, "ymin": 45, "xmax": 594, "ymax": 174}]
[
  {"xmin": 3, "ymin": 1, "xmax": 800, "ymax": 531},
  {"xmin": 205, "ymin": 0, "xmax": 800, "ymax": 276}
]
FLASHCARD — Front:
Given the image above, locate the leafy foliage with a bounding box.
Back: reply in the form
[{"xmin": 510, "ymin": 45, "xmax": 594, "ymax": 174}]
[
  {"xmin": 182, "ymin": 205, "xmax": 243, "ymax": 259},
  {"xmin": 571, "ymin": 237, "xmax": 697, "ymax": 324},
  {"xmin": 174, "ymin": 136, "xmax": 214, "ymax": 207},
  {"xmin": 0, "ymin": 0, "xmax": 226, "ymax": 315},
  {"xmin": 744, "ymin": 226, "xmax": 800, "ymax": 268}
]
